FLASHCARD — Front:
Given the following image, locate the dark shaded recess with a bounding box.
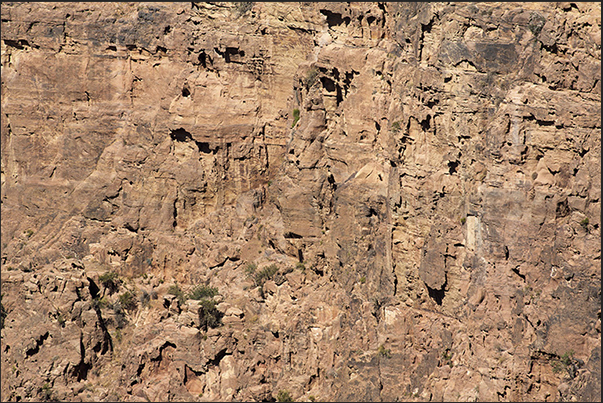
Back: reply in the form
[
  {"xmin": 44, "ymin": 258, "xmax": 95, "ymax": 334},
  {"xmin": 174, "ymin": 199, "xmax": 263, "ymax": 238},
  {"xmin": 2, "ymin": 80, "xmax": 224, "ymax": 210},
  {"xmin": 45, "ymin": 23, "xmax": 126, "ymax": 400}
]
[
  {"xmin": 332, "ymin": 67, "xmax": 340, "ymax": 81},
  {"xmin": 156, "ymin": 45, "xmax": 167, "ymax": 53},
  {"xmin": 421, "ymin": 115, "xmax": 431, "ymax": 131},
  {"xmin": 375, "ymin": 121, "xmax": 381, "ymax": 132},
  {"xmin": 336, "ymin": 84, "xmax": 343, "ymax": 105},
  {"xmin": 164, "ymin": 25, "xmax": 171, "ymax": 34},
  {"xmin": 25, "ymin": 332, "xmax": 49, "ymax": 357},
  {"xmin": 556, "ymin": 198, "xmax": 570, "ymax": 218},
  {"xmin": 170, "ymin": 128, "xmax": 193, "ymax": 142},
  {"xmin": 215, "ymin": 47, "xmax": 245, "ymax": 63},
  {"xmin": 525, "ymin": 114, "xmax": 555, "ymax": 126},
  {"xmin": 298, "ymin": 249, "xmax": 304, "ymax": 263},
  {"xmin": 284, "ymin": 232, "xmax": 303, "ymax": 239},
  {"xmin": 426, "ymin": 280, "xmax": 446, "ymax": 306},
  {"xmin": 106, "ymin": 45, "xmax": 117, "ymax": 51},
  {"xmin": 207, "ymin": 348, "xmax": 228, "ymax": 367},
  {"xmin": 182, "ymin": 86, "xmax": 190, "ymax": 97},
  {"xmin": 321, "ymin": 76, "xmax": 336, "ymax": 92},
  {"xmin": 151, "ymin": 341, "xmax": 177, "ymax": 362},
  {"xmin": 367, "ymin": 15, "xmax": 376, "ymax": 25},
  {"xmin": 512, "ymin": 266, "xmax": 525, "ymax": 281},
  {"xmin": 126, "ymin": 44, "xmax": 137, "ymax": 51},
  {"xmin": 448, "ymin": 160, "xmax": 459, "ymax": 174},
  {"xmin": 197, "ymin": 51, "xmax": 213, "ymax": 68},
  {"xmin": 72, "ymin": 337, "xmax": 91, "ymax": 381},
  {"xmin": 320, "ymin": 9, "xmax": 350, "ymax": 27},
  {"xmin": 87, "ymin": 278, "xmax": 100, "ymax": 299},
  {"xmin": 4, "ymin": 39, "xmax": 32, "ymax": 49},
  {"xmin": 327, "ymin": 173, "xmax": 337, "ymax": 190}
]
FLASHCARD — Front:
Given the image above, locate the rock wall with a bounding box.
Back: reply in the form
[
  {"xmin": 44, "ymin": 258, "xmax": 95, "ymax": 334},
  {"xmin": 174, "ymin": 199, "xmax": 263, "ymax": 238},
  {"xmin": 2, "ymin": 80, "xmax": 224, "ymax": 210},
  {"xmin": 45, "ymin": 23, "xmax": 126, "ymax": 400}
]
[{"xmin": 1, "ymin": 2, "xmax": 600, "ymax": 402}]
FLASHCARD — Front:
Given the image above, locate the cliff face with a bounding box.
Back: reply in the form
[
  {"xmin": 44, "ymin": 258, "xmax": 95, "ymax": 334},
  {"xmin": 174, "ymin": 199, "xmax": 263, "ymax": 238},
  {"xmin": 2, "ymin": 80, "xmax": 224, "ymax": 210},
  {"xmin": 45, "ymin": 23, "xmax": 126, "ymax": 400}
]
[{"xmin": 1, "ymin": 2, "xmax": 600, "ymax": 402}]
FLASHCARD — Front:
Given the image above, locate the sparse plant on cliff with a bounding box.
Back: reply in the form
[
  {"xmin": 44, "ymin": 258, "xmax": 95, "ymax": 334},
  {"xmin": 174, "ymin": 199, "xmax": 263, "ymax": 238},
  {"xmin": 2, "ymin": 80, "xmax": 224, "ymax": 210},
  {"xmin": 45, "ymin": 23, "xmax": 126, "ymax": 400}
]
[
  {"xmin": 296, "ymin": 262, "xmax": 306, "ymax": 272},
  {"xmin": 377, "ymin": 344, "xmax": 392, "ymax": 359},
  {"xmin": 460, "ymin": 217, "xmax": 466, "ymax": 224},
  {"xmin": 391, "ymin": 121, "xmax": 401, "ymax": 134},
  {"xmin": 291, "ymin": 108, "xmax": 300, "ymax": 128},
  {"xmin": 24, "ymin": 229, "xmax": 34, "ymax": 238},
  {"xmin": 580, "ymin": 217, "xmax": 589, "ymax": 229},
  {"xmin": 168, "ymin": 283, "xmax": 187, "ymax": 305},
  {"xmin": 305, "ymin": 68, "xmax": 319, "ymax": 89},
  {"xmin": 551, "ymin": 350, "xmax": 577, "ymax": 378},
  {"xmin": 276, "ymin": 389, "xmax": 294, "ymax": 402},
  {"xmin": 441, "ymin": 349, "xmax": 453, "ymax": 367},
  {"xmin": 254, "ymin": 264, "xmax": 279, "ymax": 287},
  {"xmin": 41, "ymin": 382, "xmax": 53, "ymax": 401},
  {"xmin": 119, "ymin": 291, "xmax": 138, "ymax": 312},
  {"xmin": 198, "ymin": 298, "xmax": 222, "ymax": 331},
  {"xmin": 235, "ymin": 2, "xmax": 253, "ymax": 16},
  {"xmin": 188, "ymin": 285, "xmax": 219, "ymax": 300},
  {"xmin": 99, "ymin": 271, "xmax": 120, "ymax": 294}
]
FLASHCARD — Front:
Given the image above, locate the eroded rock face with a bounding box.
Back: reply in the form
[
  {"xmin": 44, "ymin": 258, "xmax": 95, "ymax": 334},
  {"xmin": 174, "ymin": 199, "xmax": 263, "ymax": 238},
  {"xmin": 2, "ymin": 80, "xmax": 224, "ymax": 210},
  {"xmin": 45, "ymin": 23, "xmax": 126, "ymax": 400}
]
[{"xmin": 1, "ymin": 2, "xmax": 600, "ymax": 402}]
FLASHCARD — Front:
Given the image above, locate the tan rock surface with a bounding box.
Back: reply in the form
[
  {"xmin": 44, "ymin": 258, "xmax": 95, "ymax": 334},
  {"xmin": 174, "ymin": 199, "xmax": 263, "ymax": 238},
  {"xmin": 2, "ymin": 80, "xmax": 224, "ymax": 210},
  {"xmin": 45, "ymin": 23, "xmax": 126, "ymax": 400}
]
[{"xmin": 1, "ymin": 2, "xmax": 600, "ymax": 402}]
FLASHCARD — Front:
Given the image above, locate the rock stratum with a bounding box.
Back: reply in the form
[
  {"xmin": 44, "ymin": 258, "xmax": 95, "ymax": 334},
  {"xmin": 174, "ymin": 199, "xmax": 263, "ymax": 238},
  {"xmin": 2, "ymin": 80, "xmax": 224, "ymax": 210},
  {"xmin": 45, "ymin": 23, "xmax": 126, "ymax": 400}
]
[{"xmin": 1, "ymin": 2, "xmax": 600, "ymax": 402}]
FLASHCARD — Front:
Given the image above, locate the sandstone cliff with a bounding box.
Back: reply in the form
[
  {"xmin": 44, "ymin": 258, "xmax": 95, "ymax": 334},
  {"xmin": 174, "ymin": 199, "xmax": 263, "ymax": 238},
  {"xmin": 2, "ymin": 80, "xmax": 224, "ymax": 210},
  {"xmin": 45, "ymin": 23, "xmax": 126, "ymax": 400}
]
[{"xmin": 1, "ymin": 2, "xmax": 600, "ymax": 402}]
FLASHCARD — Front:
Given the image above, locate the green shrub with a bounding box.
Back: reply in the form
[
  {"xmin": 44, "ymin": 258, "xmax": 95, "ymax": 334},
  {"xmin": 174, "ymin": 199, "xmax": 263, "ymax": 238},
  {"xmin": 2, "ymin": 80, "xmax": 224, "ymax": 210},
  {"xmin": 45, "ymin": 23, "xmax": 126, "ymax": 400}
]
[
  {"xmin": 188, "ymin": 285, "xmax": 219, "ymax": 300},
  {"xmin": 254, "ymin": 264, "xmax": 279, "ymax": 287},
  {"xmin": 378, "ymin": 344, "xmax": 392, "ymax": 359},
  {"xmin": 291, "ymin": 108, "xmax": 300, "ymax": 128},
  {"xmin": 41, "ymin": 383, "xmax": 52, "ymax": 401},
  {"xmin": 296, "ymin": 262, "xmax": 306, "ymax": 271},
  {"xmin": 580, "ymin": 217, "xmax": 589, "ymax": 229},
  {"xmin": 277, "ymin": 390, "xmax": 294, "ymax": 402},
  {"xmin": 168, "ymin": 284, "xmax": 187, "ymax": 305},
  {"xmin": 198, "ymin": 299, "xmax": 222, "ymax": 331},
  {"xmin": 391, "ymin": 121, "xmax": 401, "ymax": 134},
  {"xmin": 119, "ymin": 291, "xmax": 137, "ymax": 311},
  {"xmin": 99, "ymin": 272, "xmax": 120, "ymax": 294},
  {"xmin": 460, "ymin": 217, "xmax": 466, "ymax": 225},
  {"xmin": 235, "ymin": 2, "xmax": 253, "ymax": 15},
  {"xmin": 305, "ymin": 68, "xmax": 319, "ymax": 89},
  {"xmin": 24, "ymin": 229, "xmax": 34, "ymax": 238},
  {"xmin": 359, "ymin": 276, "xmax": 366, "ymax": 284},
  {"xmin": 245, "ymin": 262, "xmax": 257, "ymax": 275}
]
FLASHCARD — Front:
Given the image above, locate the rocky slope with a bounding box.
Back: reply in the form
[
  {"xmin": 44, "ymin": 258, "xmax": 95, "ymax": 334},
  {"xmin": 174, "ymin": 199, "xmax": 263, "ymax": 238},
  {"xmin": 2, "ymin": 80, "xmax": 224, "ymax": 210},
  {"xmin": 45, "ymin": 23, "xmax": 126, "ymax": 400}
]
[{"xmin": 1, "ymin": 2, "xmax": 600, "ymax": 402}]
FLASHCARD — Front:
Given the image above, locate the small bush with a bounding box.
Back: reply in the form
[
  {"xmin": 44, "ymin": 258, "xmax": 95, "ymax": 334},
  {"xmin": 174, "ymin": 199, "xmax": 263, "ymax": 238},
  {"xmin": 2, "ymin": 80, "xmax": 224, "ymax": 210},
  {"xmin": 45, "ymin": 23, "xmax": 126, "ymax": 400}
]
[
  {"xmin": 41, "ymin": 383, "xmax": 52, "ymax": 401},
  {"xmin": 308, "ymin": 396, "xmax": 316, "ymax": 402},
  {"xmin": 580, "ymin": 217, "xmax": 589, "ymax": 229},
  {"xmin": 276, "ymin": 390, "xmax": 294, "ymax": 402},
  {"xmin": 188, "ymin": 285, "xmax": 219, "ymax": 300},
  {"xmin": 168, "ymin": 284, "xmax": 187, "ymax": 305},
  {"xmin": 99, "ymin": 272, "xmax": 120, "ymax": 294},
  {"xmin": 291, "ymin": 108, "xmax": 300, "ymax": 128},
  {"xmin": 140, "ymin": 290, "xmax": 151, "ymax": 307},
  {"xmin": 245, "ymin": 262, "xmax": 257, "ymax": 276},
  {"xmin": 391, "ymin": 121, "xmax": 401, "ymax": 134},
  {"xmin": 254, "ymin": 264, "xmax": 279, "ymax": 287},
  {"xmin": 296, "ymin": 262, "xmax": 306, "ymax": 271},
  {"xmin": 460, "ymin": 217, "xmax": 466, "ymax": 225},
  {"xmin": 24, "ymin": 229, "xmax": 34, "ymax": 238},
  {"xmin": 378, "ymin": 344, "xmax": 392, "ymax": 359},
  {"xmin": 198, "ymin": 299, "xmax": 222, "ymax": 331},
  {"xmin": 305, "ymin": 68, "xmax": 319, "ymax": 89},
  {"xmin": 235, "ymin": 2, "xmax": 253, "ymax": 16},
  {"xmin": 119, "ymin": 291, "xmax": 137, "ymax": 311},
  {"xmin": 359, "ymin": 276, "xmax": 366, "ymax": 284}
]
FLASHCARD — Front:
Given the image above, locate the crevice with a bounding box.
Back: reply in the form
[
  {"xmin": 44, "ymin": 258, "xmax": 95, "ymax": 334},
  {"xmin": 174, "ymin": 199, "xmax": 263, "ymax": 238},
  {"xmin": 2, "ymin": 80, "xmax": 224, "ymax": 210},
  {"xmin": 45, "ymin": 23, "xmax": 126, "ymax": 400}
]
[
  {"xmin": 284, "ymin": 232, "xmax": 303, "ymax": 239},
  {"xmin": 207, "ymin": 348, "xmax": 229, "ymax": 367},
  {"xmin": 512, "ymin": 266, "xmax": 526, "ymax": 281},
  {"xmin": 426, "ymin": 275, "xmax": 447, "ymax": 306},
  {"xmin": 25, "ymin": 331, "xmax": 49, "ymax": 357}
]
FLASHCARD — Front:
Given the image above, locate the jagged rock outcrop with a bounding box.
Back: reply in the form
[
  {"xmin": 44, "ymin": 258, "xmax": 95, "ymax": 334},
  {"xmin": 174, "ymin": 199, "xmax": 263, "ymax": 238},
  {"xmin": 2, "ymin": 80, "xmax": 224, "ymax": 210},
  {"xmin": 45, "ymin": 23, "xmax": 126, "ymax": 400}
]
[{"xmin": 1, "ymin": 2, "xmax": 600, "ymax": 402}]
